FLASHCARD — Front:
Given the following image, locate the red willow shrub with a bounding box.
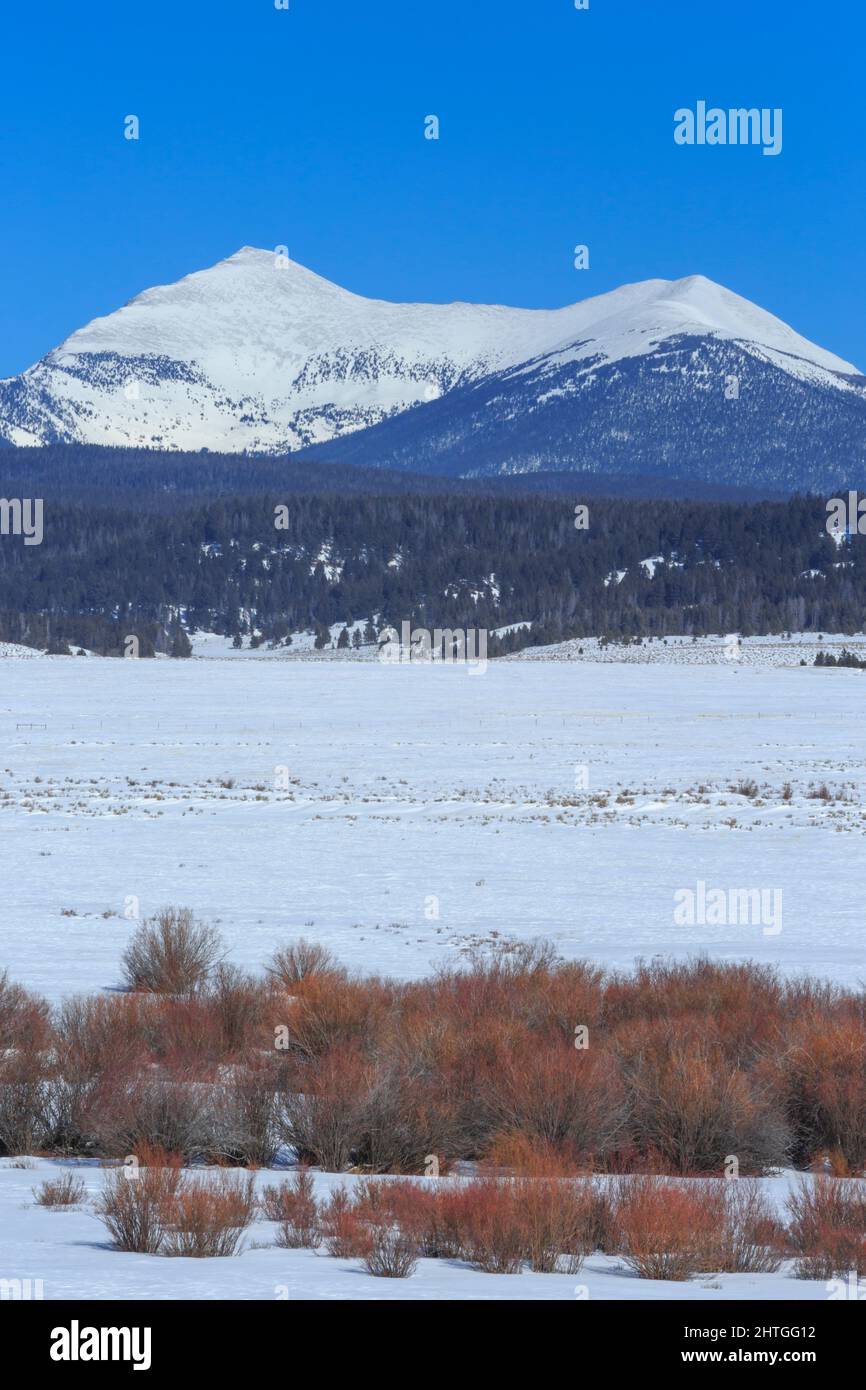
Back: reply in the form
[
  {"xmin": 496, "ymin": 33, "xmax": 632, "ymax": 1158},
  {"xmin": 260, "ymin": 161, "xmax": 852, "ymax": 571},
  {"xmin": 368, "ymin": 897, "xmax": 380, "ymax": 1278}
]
[
  {"xmin": 786, "ymin": 1176, "xmax": 866, "ymax": 1279},
  {"xmin": 161, "ymin": 1171, "xmax": 256, "ymax": 1257},
  {"xmin": 93, "ymin": 1146, "xmax": 184, "ymax": 1253},
  {"xmin": 0, "ymin": 970, "xmax": 52, "ymax": 1053},
  {"xmin": 427, "ymin": 1178, "xmax": 526, "ymax": 1274},
  {"xmin": 480, "ymin": 1041, "xmax": 627, "ymax": 1161},
  {"xmin": 510, "ymin": 1176, "xmax": 599, "ymax": 1273},
  {"xmin": 84, "ymin": 1064, "xmax": 214, "ymax": 1162},
  {"xmin": 614, "ymin": 1176, "xmax": 786, "ymax": 1280},
  {"xmin": 94, "ymin": 1150, "xmax": 254, "ymax": 1257},
  {"xmin": 319, "ymin": 1185, "xmax": 374, "ymax": 1258},
  {"xmin": 260, "ymin": 1167, "xmax": 321, "ymax": 1248},
  {"xmin": 33, "ymin": 1171, "xmax": 88, "ymax": 1208},
  {"xmin": 4, "ymin": 939, "xmax": 866, "ymax": 1174},
  {"xmin": 57, "ymin": 993, "xmax": 151, "ymax": 1079},
  {"xmin": 615, "ymin": 1177, "xmax": 726, "ymax": 1280},
  {"xmin": 614, "ymin": 1019, "xmax": 791, "ymax": 1174},
  {"xmin": 360, "ymin": 1180, "xmax": 451, "ymax": 1258},
  {"xmin": 267, "ymin": 939, "xmax": 344, "ymax": 988},
  {"xmin": 277, "ymin": 1045, "xmax": 371, "ymax": 1172},
  {"xmin": 718, "ymin": 1178, "xmax": 785, "ymax": 1273},
  {"xmin": 763, "ymin": 1014, "xmax": 866, "ymax": 1170},
  {"xmin": 342, "ymin": 1173, "xmax": 604, "ymax": 1275}
]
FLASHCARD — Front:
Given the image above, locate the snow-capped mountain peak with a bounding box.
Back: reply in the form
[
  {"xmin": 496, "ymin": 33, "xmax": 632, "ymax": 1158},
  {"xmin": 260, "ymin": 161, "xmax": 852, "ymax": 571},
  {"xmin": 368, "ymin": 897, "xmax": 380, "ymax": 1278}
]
[{"xmin": 1, "ymin": 250, "xmax": 863, "ymax": 491}]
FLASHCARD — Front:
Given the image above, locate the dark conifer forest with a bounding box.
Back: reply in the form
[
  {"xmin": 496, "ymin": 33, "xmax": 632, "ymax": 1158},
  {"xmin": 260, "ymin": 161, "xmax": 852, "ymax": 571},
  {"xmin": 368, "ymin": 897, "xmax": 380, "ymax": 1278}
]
[{"xmin": 0, "ymin": 445, "xmax": 863, "ymax": 656}]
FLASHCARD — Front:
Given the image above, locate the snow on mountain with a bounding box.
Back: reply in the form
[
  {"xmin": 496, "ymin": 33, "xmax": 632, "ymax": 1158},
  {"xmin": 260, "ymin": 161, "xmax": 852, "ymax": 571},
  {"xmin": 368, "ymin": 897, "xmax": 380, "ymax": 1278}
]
[
  {"xmin": 1, "ymin": 248, "xmax": 864, "ymax": 490},
  {"xmin": 512, "ymin": 272, "xmax": 858, "ymax": 382}
]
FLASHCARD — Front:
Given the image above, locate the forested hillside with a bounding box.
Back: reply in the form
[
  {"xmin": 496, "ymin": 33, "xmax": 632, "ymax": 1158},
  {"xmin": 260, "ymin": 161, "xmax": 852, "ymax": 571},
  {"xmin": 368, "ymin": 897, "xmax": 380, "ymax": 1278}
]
[{"xmin": 1, "ymin": 453, "xmax": 862, "ymax": 655}]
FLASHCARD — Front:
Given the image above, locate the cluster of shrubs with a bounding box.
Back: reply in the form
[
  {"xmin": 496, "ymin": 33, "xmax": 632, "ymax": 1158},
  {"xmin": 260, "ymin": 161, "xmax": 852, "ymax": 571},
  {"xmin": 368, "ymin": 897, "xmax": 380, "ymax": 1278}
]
[
  {"xmin": 275, "ymin": 1169, "xmax": 865, "ymax": 1283},
  {"xmin": 34, "ymin": 1157, "xmax": 865, "ymax": 1282},
  {"xmin": 3, "ymin": 910, "xmax": 866, "ymax": 1181},
  {"xmin": 94, "ymin": 1157, "xmax": 256, "ymax": 1258},
  {"xmin": 32, "ymin": 1154, "xmax": 255, "ymax": 1257}
]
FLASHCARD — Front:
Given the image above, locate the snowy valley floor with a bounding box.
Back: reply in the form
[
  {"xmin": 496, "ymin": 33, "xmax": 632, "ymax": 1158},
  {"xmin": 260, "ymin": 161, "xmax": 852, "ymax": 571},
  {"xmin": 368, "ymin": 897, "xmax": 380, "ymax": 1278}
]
[{"xmin": 0, "ymin": 651, "xmax": 864, "ymax": 998}]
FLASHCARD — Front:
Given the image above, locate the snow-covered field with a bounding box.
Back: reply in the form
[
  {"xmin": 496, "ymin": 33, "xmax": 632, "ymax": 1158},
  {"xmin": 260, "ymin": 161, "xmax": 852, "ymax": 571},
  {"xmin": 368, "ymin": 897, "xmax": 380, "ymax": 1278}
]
[
  {"xmin": 0, "ymin": 1159, "xmax": 848, "ymax": 1302},
  {"xmin": 509, "ymin": 631, "xmax": 866, "ymax": 667},
  {"xmin": 1, "ymin": 654, "xmax": 865, "ymax": 999},
  {"xmin": 192, "ymin": 628, "xmax": 866, "ymax": 668}
]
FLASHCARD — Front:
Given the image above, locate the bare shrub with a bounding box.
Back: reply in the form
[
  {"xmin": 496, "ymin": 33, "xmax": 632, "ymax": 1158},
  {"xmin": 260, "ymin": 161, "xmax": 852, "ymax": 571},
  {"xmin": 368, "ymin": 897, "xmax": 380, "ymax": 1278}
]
[
  {"xmin": 139, "ymin": 995, "xmax": 223, "ymax": 1072},
  {"xmin": 208, "ymin": 1063, "xmax": 278, "ymax": 1167},
  {"xmin": 0, "ymin": 1053, "xmax": 54, "ymax": 1157},
  {"xmin": 619, "ymin": 1025, "xmax": 790, "ymax": 1173},
  {"xmin": 121, "ymin": 908, "xmax": 224, "ymax": 995},
  {"xmin": 0, "ymin": 971, "xmax": 51, "ymax": 1051},
  {"xmin": 515, "ymin": 1177, "xmax": 597, "ymax": 1274},
  {"xmin": 717, "ymin": 1178, "xmax": 785, "ymax": 1273},
  {"xmin": 11, "ymin": 948, "xmax": 866, "ymax": 1185},
  {"xmin": 767, "ymin": 1017, "xmax": 866, "ymax": 1170},
  {"xmin": 86, "ymin": 1067, "xmax": 211, "ymax": 1161},
  {"xmin": 481, "ymin": 1042, "xmax": 627, "ymax": 1162},
  {"xmin": 260, "ymin": 1167, "xmax": 321, "ymax": 1248},
  {"xmin": 275, "ymin": 976, "xmax": 393, "ymax": 1060},
  {"xmin": 808, "ymin": 782, "xmax": 833, "ymax": 802},
  {"xmin": 33, "ymin": 1171, "xmax": 87, "ymax": 1207},
  {"xmin": 322, "ymin": 1172, "xmax": 603, "ymax": 1275},
  {"xmin": 276, "ymin": 1046, "xmax": 369, "ymax": 1171},
  {"xmin": 463, "ymin": 938, "xmax": 562, "ymax": 982},
  {"xmin": 361, "ymin": 1180, "xmax": 448, "ymax": 1257},
  {"xmin": 0, "ymin": 975, "xmax": 55, "ymax": 1157},
  {"xmin": 267, "ymin": 939, "xmax": 343, "ymax": 989},
  {"xmin": 93, "ymin": 1149, "xmax": 183, "ymax": 1253},
  {"xmin": 57, "ymin": 993, "xmax": 147, "ymax": 1079},
  {"xmin": 207, "ymin": 964, "xmax": 266, "ymax": 1055},
  {"xmin": 51, "ymin": 994, "xmax": 152, "ymax": 1152},
  {"xmin": 363, "ymin": 1224, "xmax": 419, "ymax": 1278},
  {"xmin": 787, "ymin": 1176, "xmax": 866, "ymax": 1279},
  {"xmin": 162, "ymin": 1171, "xmax": 256, "ymax": 1258},
  {"xmin": 347, "ymin": 1059, "xmax": 459, "ymax": 1175}
]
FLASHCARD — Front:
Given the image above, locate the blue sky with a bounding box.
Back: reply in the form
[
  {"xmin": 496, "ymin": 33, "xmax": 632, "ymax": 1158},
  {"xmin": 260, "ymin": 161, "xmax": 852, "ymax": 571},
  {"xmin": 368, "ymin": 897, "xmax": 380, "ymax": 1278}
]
[{"xmin": 1, "ymin": 0, "xmax": 863, "ymax": 377}]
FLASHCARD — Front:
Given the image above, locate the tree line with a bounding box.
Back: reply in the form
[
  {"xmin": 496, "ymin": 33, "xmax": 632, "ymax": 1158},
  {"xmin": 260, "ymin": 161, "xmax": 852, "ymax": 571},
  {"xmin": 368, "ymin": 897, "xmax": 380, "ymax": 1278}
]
[{"xmin": 0, "ymin": 481, "xmax": 863, "ymax": 656}]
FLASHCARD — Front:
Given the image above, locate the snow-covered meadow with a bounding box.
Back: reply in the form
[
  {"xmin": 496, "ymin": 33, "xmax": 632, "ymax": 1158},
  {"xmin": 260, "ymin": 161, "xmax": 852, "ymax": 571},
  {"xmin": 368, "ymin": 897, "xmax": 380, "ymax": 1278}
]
[
  {"xmin": 0, "ymin": 1158, "xmax": 852, "ymax": 1303},
  {"xmin": 1, "ymin": 650, "xmax": 864, "ymax": 1001}
]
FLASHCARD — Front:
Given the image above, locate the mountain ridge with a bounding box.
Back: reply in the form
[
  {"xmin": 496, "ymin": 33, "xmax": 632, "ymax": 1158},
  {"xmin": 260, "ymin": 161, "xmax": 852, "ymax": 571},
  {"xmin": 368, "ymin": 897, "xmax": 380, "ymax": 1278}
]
[{"xmin": 2, "ymin": 248, "xmax": 865, "ymax": 491}]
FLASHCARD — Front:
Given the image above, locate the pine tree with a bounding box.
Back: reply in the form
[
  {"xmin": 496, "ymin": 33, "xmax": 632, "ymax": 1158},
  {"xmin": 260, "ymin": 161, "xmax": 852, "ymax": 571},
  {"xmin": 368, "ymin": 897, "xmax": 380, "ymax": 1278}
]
[{"xmin": 171, "ymin": 629, "xmax": 192, "ymax": 658}]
